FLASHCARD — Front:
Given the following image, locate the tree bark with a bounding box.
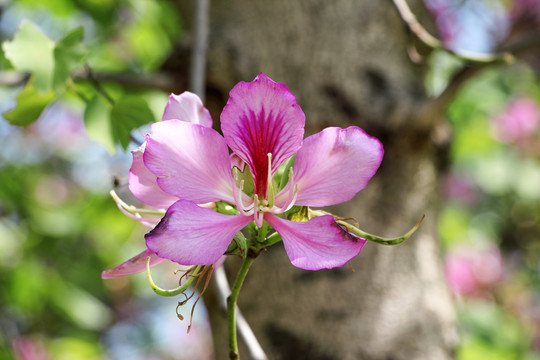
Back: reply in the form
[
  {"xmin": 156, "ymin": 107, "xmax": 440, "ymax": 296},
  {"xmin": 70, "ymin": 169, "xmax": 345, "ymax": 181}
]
[{"xmin": 191, "ymin": 1, "xmax": 458, "ymax": 358}]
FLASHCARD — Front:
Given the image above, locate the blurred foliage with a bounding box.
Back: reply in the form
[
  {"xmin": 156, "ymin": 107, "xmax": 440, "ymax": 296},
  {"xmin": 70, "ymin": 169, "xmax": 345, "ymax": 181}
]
[
  {"xmin": 0, "ymin": 0, "xmax": 193, "ymax": 358},
  {"xmin": 435, "ymin": 17, "xmax": 540, "ymax": 360}
]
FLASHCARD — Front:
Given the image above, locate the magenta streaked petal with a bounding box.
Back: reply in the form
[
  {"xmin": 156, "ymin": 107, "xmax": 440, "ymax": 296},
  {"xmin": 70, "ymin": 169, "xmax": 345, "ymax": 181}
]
[
  {"xmin": 162, "ymin": 92, "xmax": 213, "ymax": 128},
  {"xmin": 293, "ymin": 127, "xmax": 383, "ymax": 207},
  {"xmin": 144, "ymin": 120, "xmax": 236, "ymax": 204},
  {"xmin": 265, "ymin": 214, "xmax": 366, "ymax": 270},
  {"xmin": 221, "ymin": 73, "xmax": 305, "ymax": 197},
  {"xmin": 101, "ymin": 249, "xmax": 166, "ymax": 279},
  {"xmin": 145, "ymin": 200, "xmax": 252, "ymax": 265},
  {"xmin": 128, "ymin": 144, "xmax": 179, "ymax": 209}
]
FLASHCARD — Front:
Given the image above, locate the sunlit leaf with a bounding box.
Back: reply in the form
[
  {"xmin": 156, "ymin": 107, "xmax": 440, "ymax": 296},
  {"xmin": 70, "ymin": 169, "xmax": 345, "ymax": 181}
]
[
  {"xmin": 2, "ymin": 79, "xmax": 55, "ymax": 126},
  {"xmin": 110, "ymin": 96, "xmax": 155, "ymax": 149},
  {"xmin": 54, "ymin": 27, "xmax": 86, "ymax": 93},
  {"xmin": 84, "ymin": 95, "xmax": 115, "ymax": 154},
  {"xmin": 2, "ymin": 21, "xmax": 54, "ymax": 93}
]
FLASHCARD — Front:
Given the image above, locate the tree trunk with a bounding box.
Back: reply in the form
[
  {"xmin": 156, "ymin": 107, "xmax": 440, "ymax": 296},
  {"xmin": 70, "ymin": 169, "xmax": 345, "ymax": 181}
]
[{"xmin": 193, "ymin": 1, "xmax": 458, "ymax": 358}]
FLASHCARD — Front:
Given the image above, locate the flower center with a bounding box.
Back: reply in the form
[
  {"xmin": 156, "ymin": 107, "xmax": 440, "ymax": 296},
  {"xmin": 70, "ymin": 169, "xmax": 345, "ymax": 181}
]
[{"xmin": 232, "ymin": 153, "xmax": 298, "ymax": 227}]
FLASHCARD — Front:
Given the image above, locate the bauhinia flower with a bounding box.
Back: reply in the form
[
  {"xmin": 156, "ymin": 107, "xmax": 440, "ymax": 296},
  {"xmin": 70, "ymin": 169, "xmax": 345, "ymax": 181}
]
[{"xmin": 139, "ymin": 73, "xmax": 384, "ymax": 271}]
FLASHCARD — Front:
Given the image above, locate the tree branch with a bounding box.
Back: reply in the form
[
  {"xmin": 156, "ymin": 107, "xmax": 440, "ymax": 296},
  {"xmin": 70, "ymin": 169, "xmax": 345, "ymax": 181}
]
[
  {"xmin": 214, "ymin": 266, "xmax": 268, "ymax": 360},
  {"xmin": 391, "ymin": 0, "xmax": 514, "ymax": 64},
  {"xmin": 73, "ymin": 69, "xmax": 177, "ymax": 92},
  {"xmin": 190, "ymin": 0, "xmax": 210, "ymax": 101}
]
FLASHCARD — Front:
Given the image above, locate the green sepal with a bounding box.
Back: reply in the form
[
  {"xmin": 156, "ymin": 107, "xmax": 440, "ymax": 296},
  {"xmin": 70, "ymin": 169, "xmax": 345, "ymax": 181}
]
[
  {"xmin": 226, "ymin": 232, "xmax": 248, "ymax": 258},
  {"xmin": 215, "ymin": 201, "xmax": 239, "ymax": 215},
  {"xmin": 276, "ymin": 154, "xmax": 296, "ymax": 190},
  {"xmin": 337, "ymin": 215, "xmax": 425, "ymax": 245},
  {"xmin": 146, "ymin": 257, "xmax": 200, "ymax": 297},
  {"xmin": 232, "ymin": 165, "xmax": 254, "ymax": 196}
]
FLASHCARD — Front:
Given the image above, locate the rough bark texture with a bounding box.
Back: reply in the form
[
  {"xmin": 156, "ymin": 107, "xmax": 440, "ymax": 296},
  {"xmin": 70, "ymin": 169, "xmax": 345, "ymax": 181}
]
[{"xmin": 185, "ymin": 1, "xmax": 458, "ymax": 359}]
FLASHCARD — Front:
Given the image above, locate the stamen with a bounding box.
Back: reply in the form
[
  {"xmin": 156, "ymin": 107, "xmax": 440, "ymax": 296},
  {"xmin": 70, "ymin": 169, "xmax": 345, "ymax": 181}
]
[
  {"xmin": 176, "ymin": 302, "xmax": 184, "ymax": 320},
  {"xmin": 187, "ymin": 264, "xmax": 214, "ymax": 333},
  {"xmin": 266, "ymin": 153, "xmax": 275, "ymax": 208},
  {"xmin": 110, "ymin": 190, "xmax": 167, "ymax": 215},
  {"xmin": 232, "ymin": 178, "xmax": 254, "ymax": 216},
  {"xmin": 182, "ymin": 265, "xmax": 211, "ymax": 304},
  {"xmin": 269, "ymin": 183, "xmax": 299, "ymax": 214},
  {"xmin": 253, "ymin": 194, "xmax": 265, "ymax": 228}
]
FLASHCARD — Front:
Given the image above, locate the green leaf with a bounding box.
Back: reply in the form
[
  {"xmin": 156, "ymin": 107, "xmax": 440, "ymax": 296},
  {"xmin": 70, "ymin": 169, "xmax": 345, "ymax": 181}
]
[
  {"xmin": 53, "ymin": 27, "xmax": 86, "ymax": 93},
  {"xmin": 3, "ymin": 79, "xmax": 55, "ymax": 126},
  {"xmin": 84, "ymin": 95, "xmax": 115, "ymax": 154},
  {"xmin": 110, "ymin": 96, "xmax": 155, "ymax": 149},
  {"xmin": 2, "ymin": 21, "xmax": 55, "ymax": 93}
]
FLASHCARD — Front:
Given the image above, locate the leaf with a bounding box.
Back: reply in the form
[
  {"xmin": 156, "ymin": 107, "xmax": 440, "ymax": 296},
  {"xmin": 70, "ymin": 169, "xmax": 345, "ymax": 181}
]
[
  {"xmin": 3, "ymin": 79, "xmax": 55, "ymax": 126},
  {"xmin": 84, "ymin": 95, "xmax": 115, "ymax": 154},
  {"xmin": 53, "ymin": 27, "xmax": 86, "ymax": 93},
  {"xmin": 2, "ymin": 21, "xmax": 55, "ymax": 93},
  {"xmin": 110, "ymin": 96, "xmax": 155, "ymax": 149}
]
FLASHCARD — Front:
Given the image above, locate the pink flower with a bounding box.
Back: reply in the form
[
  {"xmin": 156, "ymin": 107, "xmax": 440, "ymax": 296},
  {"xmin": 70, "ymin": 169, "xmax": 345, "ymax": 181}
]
[
  {"xmin": 491, "ymin": 97, "xmax": 540, "ymax": 143},
  {"xmin": 106, "ymin": 73, "xmax": 383, "ymax": 273},
  {"xmin": 445, "ymin": 244, "xmax": 504, "ymax": 297}
]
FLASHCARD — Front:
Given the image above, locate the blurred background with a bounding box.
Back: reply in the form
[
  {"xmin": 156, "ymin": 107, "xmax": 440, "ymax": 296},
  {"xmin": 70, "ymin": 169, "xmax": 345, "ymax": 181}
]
[{"xmin": 0, "ymin": 0, "xmax": 540, "ymax": 359}]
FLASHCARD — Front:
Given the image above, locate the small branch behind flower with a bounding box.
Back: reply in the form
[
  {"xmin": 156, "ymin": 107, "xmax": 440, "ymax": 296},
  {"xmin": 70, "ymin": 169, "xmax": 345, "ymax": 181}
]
[
  {"xmin": 391, "ymin": 0, "xmax": 514, "ymax": 64},
  {"xmin": 214, "ymin": 266, "xmax": 268, "ymax": 360}
]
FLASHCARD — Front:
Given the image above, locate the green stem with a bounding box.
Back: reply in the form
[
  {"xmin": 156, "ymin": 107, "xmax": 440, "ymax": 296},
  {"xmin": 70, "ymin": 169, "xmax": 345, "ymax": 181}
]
[
  {"xmin": 257, "ymin": 221, "xmax": 268, "ymax": 243},
  {"xmin": 228, "ymin": 256, "xmax": 255, "ymax": 359}
]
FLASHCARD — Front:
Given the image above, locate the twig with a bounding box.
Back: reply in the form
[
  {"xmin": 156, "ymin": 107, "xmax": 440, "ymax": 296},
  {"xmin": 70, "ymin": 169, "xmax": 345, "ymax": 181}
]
[
  {"xmin": 0, "ymin": 70, "xmax": 30, "ymax": 86},
  {"xmin": 73, "ymin": 70, "xmax": 177, "ymax": 92},
  {"xmin": 85, "ymin": 63, "xmax": 115, "ymax": 105},
  {"xmin": 391, "ymin": 0, "xmax": 514, "ymax": 64},
  {"xmin": 190, "ymin": 0, "xmax": 210, "ymax": 101},
  {"xmin": 214, "ymin": 266, "xmax": 268, "ymax": 360}
]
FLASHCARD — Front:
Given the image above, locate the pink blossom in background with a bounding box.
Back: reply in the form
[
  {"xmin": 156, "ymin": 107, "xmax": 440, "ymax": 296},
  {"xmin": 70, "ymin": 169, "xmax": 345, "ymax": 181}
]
[
  {"xmin": 511, "ymin": 0, "xmax": 540, "ymax": 21},
  {"xmin": 12, "ymin": 336, "xmax": 50, "ymax": 360},
  {"xmin": 424, "ymin": 0, "xmax": 460, "ymax": 47},
  {"xmin": 491, "ymin": 97, "xmax": 540, "ymax": 144},
  {"xmin": 445, "ymin": 244, "xmax": 504, "ymax": 297},
  {"xmin": 440, "ymin": 173, "xmax": 479, "ymax": 206}
]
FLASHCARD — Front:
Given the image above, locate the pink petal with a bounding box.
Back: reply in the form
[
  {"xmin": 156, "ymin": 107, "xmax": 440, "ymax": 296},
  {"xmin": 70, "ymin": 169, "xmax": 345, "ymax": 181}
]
[
  {"xmin": 293, "ymin": 126, "xmax": 383, "ymax": 207},
  {"xmin": 162, "ymin": 92, "xmax": 213, "ymax": 128},
  {"xmin": 145, "ymin": 200, "xmax": 252, "ymax": 265},
  {"xmin": 101, "ymin": 249, "xmax": 166, "ymax": 279},
  {"xmin": 221, "ymin": 73, "xmax": 305, "ymax": 197},
  {"xmin": 144, "ymin": 120, "xmax": 236, "ymax": 204},
  {"xmin": 128, "ymin": 144, "xmax": 179, "ymax": 209},
  {"xmin": 265, "ymin": 214, "xmax": 366, "ymax": 270}
]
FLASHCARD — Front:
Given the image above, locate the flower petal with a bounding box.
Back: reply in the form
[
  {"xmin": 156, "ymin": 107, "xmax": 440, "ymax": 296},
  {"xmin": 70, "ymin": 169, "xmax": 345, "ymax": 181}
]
[
  {"xmin": 128, "ymin": 144, "xmax": 179, "ymax": 209},
  {"xmin": 144, "ymin": 120, "xmax": 236, "ymax": 204},
  {"xmin": 162, "ymin": 92, "xmax": 213, "ymax": 128},
  {"xmin": 101, "ymin": 249, "xmax": 166, "ymax": 279},
  {"xmin": 221, "ymin": 73, "xmax": 305, "ymax": 197},
  {"xmin": 265, "ymin": 214, "xmax": 366, "ymax": 270},
  {"xmin": 145, "ymin": 200, "xmax": 252, "ymax": 265},
  {"xmin": 293, "ymin": 126, "xmax": 383, "ymax": 207}
]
